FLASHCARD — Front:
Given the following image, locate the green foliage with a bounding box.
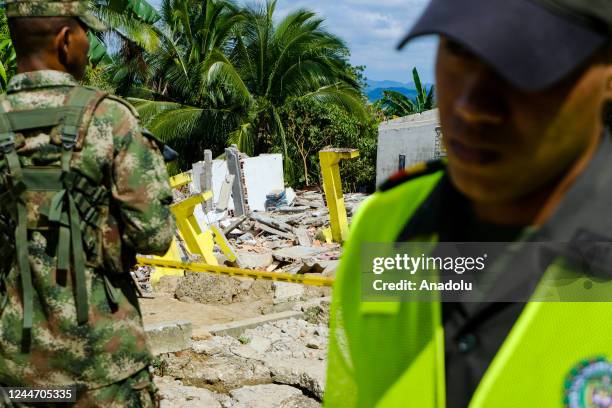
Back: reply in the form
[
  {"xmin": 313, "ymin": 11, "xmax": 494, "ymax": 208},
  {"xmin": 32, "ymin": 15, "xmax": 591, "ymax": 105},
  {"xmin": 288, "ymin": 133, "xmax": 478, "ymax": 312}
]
[
  {"xmin": 282, "ymin": 98, "xmax": 378, "ymax": 192},
  {"xmin": 83, "ymin": 64, "xmax": 116, "ymax": 92},
  {"xmin": 0, "ymin": 11, "xmax": 16, "ymax": 92},
  {"xmin": 119, "ymin": 0, "xmax": 251, "ymax": 169},
  {"xmin": 379, "ymin": 67, "xmax": 435, "ymax": 118}
]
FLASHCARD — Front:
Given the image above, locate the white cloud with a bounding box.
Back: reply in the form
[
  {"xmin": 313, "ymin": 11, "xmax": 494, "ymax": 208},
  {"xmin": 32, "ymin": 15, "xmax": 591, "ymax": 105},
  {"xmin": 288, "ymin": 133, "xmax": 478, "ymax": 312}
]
[{"xmin": 148, "ymin": 0, "xmax": 437, "ymax": 83}]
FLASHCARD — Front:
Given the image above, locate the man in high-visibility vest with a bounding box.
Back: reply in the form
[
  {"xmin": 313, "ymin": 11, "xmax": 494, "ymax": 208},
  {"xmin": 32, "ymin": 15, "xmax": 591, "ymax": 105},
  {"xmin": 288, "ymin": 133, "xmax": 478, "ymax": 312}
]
[{"xmin": 325, "ymin": 1, "xmax": 612, "ymax": 407}]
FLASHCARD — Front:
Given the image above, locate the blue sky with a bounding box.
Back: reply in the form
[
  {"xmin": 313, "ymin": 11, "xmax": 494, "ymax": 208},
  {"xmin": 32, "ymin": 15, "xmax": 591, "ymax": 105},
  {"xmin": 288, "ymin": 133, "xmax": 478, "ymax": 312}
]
[{"xmin": 148, "ymin": 0, "xmax": 438, "ymax": 84}]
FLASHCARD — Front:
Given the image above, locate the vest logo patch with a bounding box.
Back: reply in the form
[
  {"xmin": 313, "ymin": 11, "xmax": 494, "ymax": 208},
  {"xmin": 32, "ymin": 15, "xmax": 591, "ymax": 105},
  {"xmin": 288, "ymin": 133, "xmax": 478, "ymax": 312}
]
[{"xmin": 564, "ymin": 357, "xmax": 612, "ymax": 408}]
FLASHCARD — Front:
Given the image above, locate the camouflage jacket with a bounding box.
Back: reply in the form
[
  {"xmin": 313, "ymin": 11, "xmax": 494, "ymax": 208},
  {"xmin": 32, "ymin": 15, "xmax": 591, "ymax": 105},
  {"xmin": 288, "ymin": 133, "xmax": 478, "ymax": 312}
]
[{"xmin": 0, "ymin": 71, "xmax": 175, "ymax": 388}]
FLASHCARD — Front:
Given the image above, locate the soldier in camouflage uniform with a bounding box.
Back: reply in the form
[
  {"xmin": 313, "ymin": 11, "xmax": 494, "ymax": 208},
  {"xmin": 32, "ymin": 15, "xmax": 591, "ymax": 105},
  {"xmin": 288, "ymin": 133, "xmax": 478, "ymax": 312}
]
[{"xmin": 0, "ymin": 1, "xmax": 175, "ymax": 406}]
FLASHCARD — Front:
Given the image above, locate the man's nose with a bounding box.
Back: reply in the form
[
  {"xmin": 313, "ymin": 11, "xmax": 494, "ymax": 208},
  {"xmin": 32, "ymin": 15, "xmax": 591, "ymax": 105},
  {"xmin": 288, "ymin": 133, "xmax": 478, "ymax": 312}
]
[{"xmin": 454, "ymin": 66, "xmax": 507, "ymax": 125}]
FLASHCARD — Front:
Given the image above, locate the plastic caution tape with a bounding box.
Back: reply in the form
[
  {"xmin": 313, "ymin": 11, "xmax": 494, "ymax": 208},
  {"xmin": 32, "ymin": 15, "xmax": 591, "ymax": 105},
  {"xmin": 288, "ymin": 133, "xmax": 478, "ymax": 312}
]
[{"xmin": 136, "ymin": 257, "xmax": 335, "ymax": 287}]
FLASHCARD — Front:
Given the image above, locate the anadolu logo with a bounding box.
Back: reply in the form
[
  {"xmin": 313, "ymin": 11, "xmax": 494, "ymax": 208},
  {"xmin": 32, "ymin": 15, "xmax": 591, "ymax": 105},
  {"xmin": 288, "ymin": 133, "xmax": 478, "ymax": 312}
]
[{"xmin": 564, "ymin": 357, "xmax": 612, "ymax": 408}]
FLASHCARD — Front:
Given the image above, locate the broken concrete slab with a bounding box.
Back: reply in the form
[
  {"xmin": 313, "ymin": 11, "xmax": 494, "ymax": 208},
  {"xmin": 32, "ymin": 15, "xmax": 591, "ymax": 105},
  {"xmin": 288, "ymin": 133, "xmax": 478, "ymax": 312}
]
[
  {"xmin": 255, "ymin": 222, "xmax": 296, "ymax": 240},
  {"xmin": 265, "ymin": 357, "xmax": 326, "ymax": 401},
  {"xmin": 216, "ymin": 174, "xmax": 235, "ymax": 212},
  {"xmin": 206, "ymin": 310, "xmax": 304, "ymax": 337},
  {"xmin": 162, "ymin": 351, "xmax": 271, "ymax": 393},
  {"xmin": 226, "ymin": 147, "xmax": 247, "ymax": 216},
  {"xmin": 223, "ymin": 215, "xmax": 247, "ymax": 235},
  {"xmin": 278, "ymin": 206, "xmax": 310, "ymax": 213},
  {"xmin": 272, "ymin": 246, "xmax": 328, "ymax": 263},
  {"xmin": 156, "ymin": 376, "xmax": 224, "ymax": 408},
  {"xmin": 237, "ymin": 251, "xmax": 274, "ymax": 269},
  {"xmin": 278, "ymin": 395, "xmax": 321, "ymax": 408},
  {"xmin": 230, "ymin": 384, "xmax": 303, "ymax": 408},
  {"xmin": 273, "ymin": 282, "xmax": 305, "ymax": 304},
  {"xmin": 250, "ymin": 213, "xmax": 293, "ymax": 232},
  {"xmin": 294, "ymin": 227, "xmax": 311, "ymax": 247},
  {"xmin": 145, "ymin": 321, "xmax": 192, "ymax": 355}
]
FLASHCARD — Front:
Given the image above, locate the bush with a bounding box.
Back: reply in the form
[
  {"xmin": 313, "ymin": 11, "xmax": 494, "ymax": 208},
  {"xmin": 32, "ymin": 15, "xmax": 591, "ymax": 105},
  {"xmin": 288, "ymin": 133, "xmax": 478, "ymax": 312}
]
[{"xmin": 281, "ymin": 98, "xmax": 380, "ymax": 193}]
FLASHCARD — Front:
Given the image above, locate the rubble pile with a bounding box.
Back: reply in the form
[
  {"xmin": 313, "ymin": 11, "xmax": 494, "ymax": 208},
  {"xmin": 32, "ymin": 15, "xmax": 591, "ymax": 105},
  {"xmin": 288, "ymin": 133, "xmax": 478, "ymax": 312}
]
[
  {"xmin": 155, "ymin": 307, "xmax": 330, "ymax": 408},
  {"xmin": 140, "ymin": 148, "xmax": 366, "ymax": 407}
]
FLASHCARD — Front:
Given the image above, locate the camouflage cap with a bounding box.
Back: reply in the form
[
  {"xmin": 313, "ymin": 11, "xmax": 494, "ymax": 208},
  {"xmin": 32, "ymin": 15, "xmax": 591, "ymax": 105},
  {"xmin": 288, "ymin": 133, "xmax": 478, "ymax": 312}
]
[{"xmin": 5, "ymin": 1, "xmax": 107, "ymax": 31}]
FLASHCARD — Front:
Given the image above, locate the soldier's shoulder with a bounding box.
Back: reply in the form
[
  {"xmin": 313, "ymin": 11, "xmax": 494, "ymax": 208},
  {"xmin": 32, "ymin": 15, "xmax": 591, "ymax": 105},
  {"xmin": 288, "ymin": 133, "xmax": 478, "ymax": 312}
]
[
  {"xmin": 378, "ymin": 159, "xmax": 446, "ymax": 193},
  {"xmin": 92, "ymin": 92, "xmax": 141, "ymax": 127},
  {"xmin": 100, "ymin": 93, "xmax": 140, "ymax": 118}
]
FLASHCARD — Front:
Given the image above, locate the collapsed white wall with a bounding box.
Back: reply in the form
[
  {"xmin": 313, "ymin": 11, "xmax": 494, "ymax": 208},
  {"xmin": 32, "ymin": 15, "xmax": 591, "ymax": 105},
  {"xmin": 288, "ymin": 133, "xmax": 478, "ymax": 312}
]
[
  {"xmin": 376, "ymin": 109, "xmax": 443, "ymax": 187},
  {"xmin": 191, "ymin": 153, "xmax": 291, "ymax": 221}
]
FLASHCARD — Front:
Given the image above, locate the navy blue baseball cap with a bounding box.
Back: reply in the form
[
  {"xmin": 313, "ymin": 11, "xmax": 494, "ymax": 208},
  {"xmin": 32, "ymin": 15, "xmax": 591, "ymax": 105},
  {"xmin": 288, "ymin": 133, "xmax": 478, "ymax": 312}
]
[{"xmin": 399, "ymin": 0, "xmax": 612, "ymax": 91}]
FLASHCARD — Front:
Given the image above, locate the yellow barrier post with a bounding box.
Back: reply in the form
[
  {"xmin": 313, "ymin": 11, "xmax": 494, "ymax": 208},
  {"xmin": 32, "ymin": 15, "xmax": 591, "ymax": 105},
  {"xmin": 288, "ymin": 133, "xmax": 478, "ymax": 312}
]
[
  {"xmin": 210, "ymin": 224, "xmax": 238, "ymax": 263},
  {"xmin": 319, "ymin": 148, "xmax": 359, "ymax": 243},
  {"xmin": 169, "ymin": 172, "xmax": 192, "ymax": 189},
  {"xmin": 149, "ymin": 239, "xmax": 185, "ymax": 285},
  {"xmin": 171, "ymin": 192, "xmax": 218, "ymax": 265}
]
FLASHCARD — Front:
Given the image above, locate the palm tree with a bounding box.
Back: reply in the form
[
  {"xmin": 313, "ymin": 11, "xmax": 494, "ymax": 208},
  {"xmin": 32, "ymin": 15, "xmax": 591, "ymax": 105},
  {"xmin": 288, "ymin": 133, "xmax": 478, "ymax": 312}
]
[
  {"xmin": 380, "ymin": 67, "xmax": 435, "ymax": 118},
  {"xmin": 123, "ymin": 0, "xmax": 251, "ymax": 168},
  {"xmin": 123, "ymin": 0, "xmax": 366, "ymax": 172},
  {"xmin": 90, "ymin": 0, "xmax": 162, "ymax": 66},
  {"xmin": 228, "ymin": 0, "xmax": 365, "ymax": 156}
]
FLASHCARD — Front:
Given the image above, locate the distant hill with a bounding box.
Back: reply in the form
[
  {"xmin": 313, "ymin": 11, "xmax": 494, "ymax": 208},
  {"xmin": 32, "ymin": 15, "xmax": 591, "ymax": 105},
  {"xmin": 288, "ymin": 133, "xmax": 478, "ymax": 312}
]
[
  {"xmin": 367, "ymin": 87, "xmax": 418, "ymax": 102},
  {"xmin": 365, "ymin": 79, "xmax": 434, "ymax": 103}
]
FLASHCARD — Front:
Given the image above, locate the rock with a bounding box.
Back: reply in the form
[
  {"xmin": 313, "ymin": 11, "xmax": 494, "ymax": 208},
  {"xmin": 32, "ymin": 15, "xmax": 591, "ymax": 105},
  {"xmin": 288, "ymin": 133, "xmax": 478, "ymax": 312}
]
[
  {"xmin": 145, "ymin": 321, "xmax": 192, "ymax": 355},
  {"xmin": 305, "ymin": 341, "xmax": 321, "ymax": 350},
  {"xmin": 280, "ymin": 395, "xmax": 322, "ymax": 408},
  {"xmin": 154, "ymin": 275, "xmax": 183, "ymax": 295},
  {"xmin": 173, "ymin": 272, "xmax": 273, "ymax": 306},
  {"xmin": 156, "ymin": 376, "xmax": 223, "ymax": 408},
  {"xmin": 273, "ymin": 282, "xmax": 305, "ymax": 304},
  {"xmin": 248, "ymin": 336, "xmax": 272, "ymax": 354},
  {"xmin": 265, "ymin": 357, "xmax": 326, "ymax": 400},
  {"xmin": 163, "ymin": 352, "xmax": 271, "ymax": 392},
  {"xmin": 230, "ymin": 384, "xmax": 302, "ymax": 408},
  {"xmin": 192, "ymin": 336, "xmax": 241, "ymax": 356},
  {"xmin": 237, "ymin": 251, "xmax": 274, "ymax": 269},
  {"xmin": 175, "ymin": 273, "xmax": 241, "ymax": 305}
]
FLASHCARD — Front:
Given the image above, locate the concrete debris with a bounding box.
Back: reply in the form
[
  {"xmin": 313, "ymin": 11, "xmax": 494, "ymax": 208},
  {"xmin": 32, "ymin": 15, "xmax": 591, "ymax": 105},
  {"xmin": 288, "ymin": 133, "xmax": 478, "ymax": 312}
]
[
  {"xmin": 294, "ymin": 228, "xmax": 312, "ymax": 247},
  {"xmin": 153, "ymin": 301, "xmax": 331, "ymax": 407},
  {"xmin": 143, "ymin": 149, "xmax": 368, "ymax": 407},
  {"xmin": 266, "ymin": 357, "xmax": 326, "ymax": 400},
  {"xmin": 236, "ymin": 251, "xmax": 274, "ymax": 270},
  {"xmin": 156, "ymin": 376, "xmax": 226, "ymax": 408},
  {"xmin": 272, "ymin": 246, "xmax": 329, "ymax": 263},
  {"xmin": 230, "ymin": 384, "xmax": 303, "ymax": 408},
  {"xmin": 145, "ymin": 321, "xmax": 193, "ymax": 355},
  {"xmin": 254, "ymin": 222, "xmax": 296, "ymax": 240}
]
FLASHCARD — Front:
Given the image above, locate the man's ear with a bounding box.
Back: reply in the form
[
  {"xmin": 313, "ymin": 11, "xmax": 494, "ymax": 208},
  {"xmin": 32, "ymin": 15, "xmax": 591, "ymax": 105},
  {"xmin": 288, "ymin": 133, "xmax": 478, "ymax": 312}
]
[{"xmin": 56, "ymin": 25, "xmax": 71, "ymax": 66}]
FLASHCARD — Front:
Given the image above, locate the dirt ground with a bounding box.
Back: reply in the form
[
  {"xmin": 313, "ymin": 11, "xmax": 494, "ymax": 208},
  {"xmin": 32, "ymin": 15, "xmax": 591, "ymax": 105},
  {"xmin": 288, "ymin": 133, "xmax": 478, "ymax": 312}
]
[{"xmin": 141, "ymin": 294, "xmax": 270, "ymax": 330}]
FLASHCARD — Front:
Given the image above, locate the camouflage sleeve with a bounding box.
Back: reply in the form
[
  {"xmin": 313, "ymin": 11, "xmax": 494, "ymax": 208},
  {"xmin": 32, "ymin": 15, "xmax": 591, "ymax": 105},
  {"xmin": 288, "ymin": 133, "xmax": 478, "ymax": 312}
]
[{"xmin": 105, "ymin": 101, "xmax": 175, "ymax": 256}]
